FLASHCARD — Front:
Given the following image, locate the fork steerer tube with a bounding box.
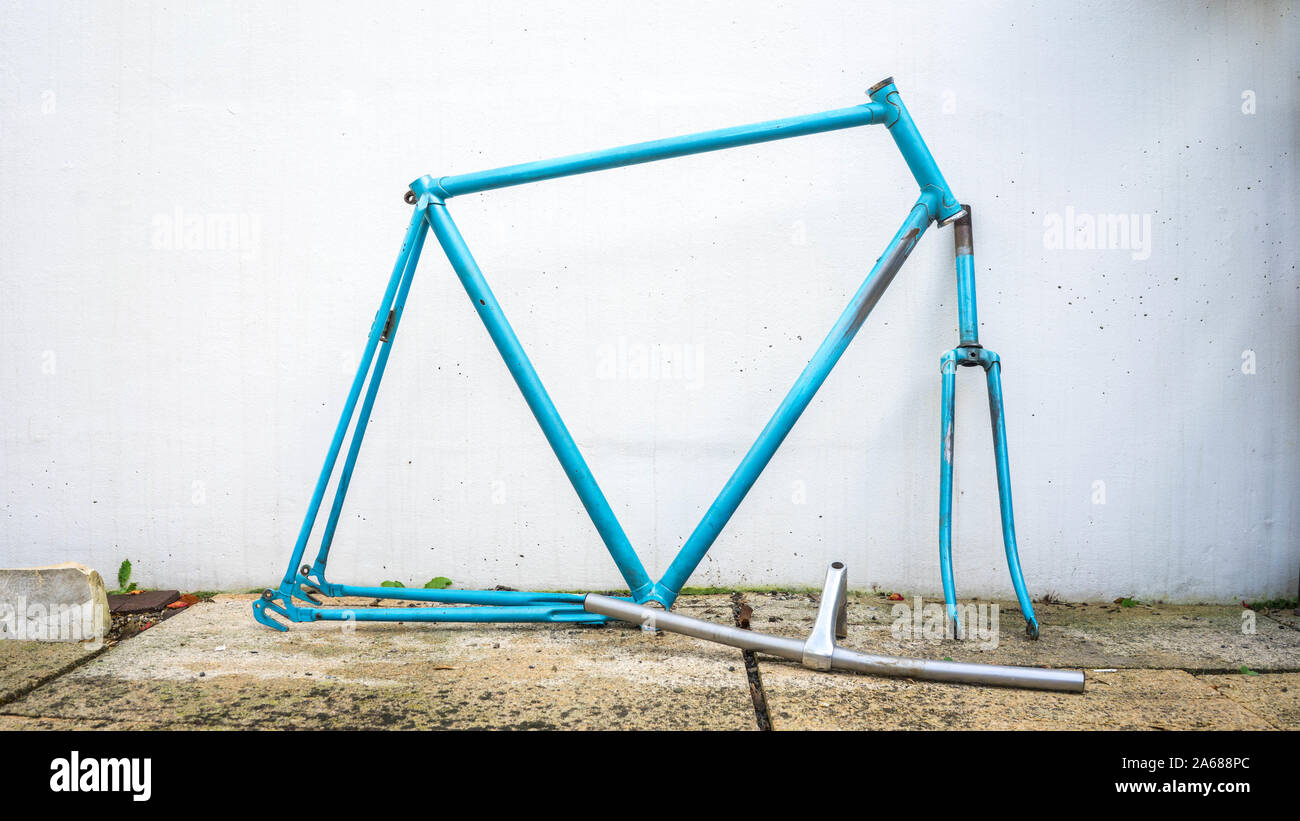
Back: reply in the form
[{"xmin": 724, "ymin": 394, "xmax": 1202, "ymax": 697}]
[{"xmin": 953, "ymin": 207, "xmax": 979, "ymax": 346}]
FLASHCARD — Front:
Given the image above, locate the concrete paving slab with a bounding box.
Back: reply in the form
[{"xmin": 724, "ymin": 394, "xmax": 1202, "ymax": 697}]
[
  {"xmin": 745, "ymin": 593, "xmax": 1300, "ymax": 671},
  {"xmin": 3, "ymin": 597, "xmax": 757, "ymax": 730},
  {"xmin": 745, "ymin": 592, "xmax": 1298, "ymax": 730},
  {"xmin": 1198, "ymin": 672, "xmax": 1300, "ymax": 730},
  {"xmin": 0, "ymin": 641, "xmax": 104, "ymax": 706},
  {"xmin": 1262, "ymin": 609, "xmax": 1300, "ymax": 631},
  {"xmin": 757, "ymin": 666, "xmax": 1274, "ymax": 730},
  {"xmin": 0, "ymin": 713, "xmax": 167, "ymax": 730},
  {"xmin": 5, "ymin": 590, "xmax": 1293, "ymax": 731}
]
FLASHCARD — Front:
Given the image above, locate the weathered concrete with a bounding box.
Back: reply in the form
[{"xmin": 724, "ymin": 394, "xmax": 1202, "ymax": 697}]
[
  {"xmin": 744, "ymin": 593, "xmax": 1300, "ymax": 671},
  {"xmin": 0, "ymin": 562, "xmax": 110, "ymax": 642},
  {"xmin": 1262, "ymin": 608, "xmax": 1300, "ymax": 632},
  {"xmin": 744, "ymin": 592, "xmax": 1300, "ymax": 730},
  {"xmin": 0, "ymin": 713, "xmax": 161, "ymax": 730},
  {"xmin": 4, "ymin": 592, "xmax": 1298, "ymax": 730},
  {"xmin": 2, "ymin": 596, "xmax": 756, "ymax": 730},
  {"xmin": 757, "ymin": 667, "xmax": 1277, "ymax": 730},
  {"xmin": 0, "ymin": 641, "xmax": 104, "ymax": 706},
  {"xmin": 1198, "ymin": 672, "xmax": 1300, "ymax": 730}
]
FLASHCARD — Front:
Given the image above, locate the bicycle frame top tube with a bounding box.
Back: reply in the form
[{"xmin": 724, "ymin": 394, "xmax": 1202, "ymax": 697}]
[
  {"xmin": 408, "ymin": 78, "xmax": 963, "ymax": 227},
  {"xmin": 410, "ymin": 102, "xmax": 888, "ymax": 200}
]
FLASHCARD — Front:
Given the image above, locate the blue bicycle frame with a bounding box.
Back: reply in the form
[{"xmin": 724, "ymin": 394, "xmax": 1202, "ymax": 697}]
[{"xmin": 254, "ymin": 77, "xmax": 1041, "ymax": 639}]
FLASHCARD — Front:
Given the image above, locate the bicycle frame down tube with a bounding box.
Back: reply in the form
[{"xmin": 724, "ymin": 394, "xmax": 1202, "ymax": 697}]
[{"xmin": 654, "ymin": 193, "xmax": 939, "ymax": 604}]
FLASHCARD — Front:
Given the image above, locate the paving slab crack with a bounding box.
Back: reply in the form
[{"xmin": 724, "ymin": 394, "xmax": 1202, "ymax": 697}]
[
  {"xmin": 1225, "ymin": 701, "xmax": 1283, "ymax": 730},
  {"xmin": 730, "ymin": 592, "xmax": 772, "ymax": 731},
  {"xmin": 1179, "ymin": 666, "xmax": 1300, "ymax": 675},
  {"xmin": 1191, "ymin": 669, "xmax": 1288, "ymax": 730},
  {"xmin": 0, "ymin": 643, "xmax": 108, "ymax": 709}
]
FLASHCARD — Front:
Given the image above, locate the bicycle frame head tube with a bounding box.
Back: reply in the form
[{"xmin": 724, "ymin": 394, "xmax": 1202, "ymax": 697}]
[{"xmin": 867, "ymin": 77, "xmax": 964, "ymax": 224}]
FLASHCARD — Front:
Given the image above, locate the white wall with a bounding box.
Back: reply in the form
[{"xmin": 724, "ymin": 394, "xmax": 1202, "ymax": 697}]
[{"xmin": 1, "ymin": 1, "xmax": 1296, "ymax": 602}]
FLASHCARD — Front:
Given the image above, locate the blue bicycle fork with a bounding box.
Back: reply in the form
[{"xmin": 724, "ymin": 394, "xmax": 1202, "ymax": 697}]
[{"xmin": 254, "ymin": 77, "xmax": 1040, "ymax": 640}]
